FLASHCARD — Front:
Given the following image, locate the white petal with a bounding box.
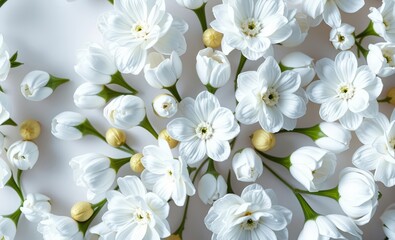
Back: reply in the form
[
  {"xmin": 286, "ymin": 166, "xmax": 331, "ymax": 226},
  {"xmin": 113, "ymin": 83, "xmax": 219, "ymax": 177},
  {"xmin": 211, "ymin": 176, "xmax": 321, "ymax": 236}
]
[
  {"xmin": 259, "ymin": 106, "xmax": 284, "ymax": 133},
  {"xmin": 117, "ymin": 176, "xmax": 147, "ymax": 197},
  {"xmin": 335, "ymin": 0, "xmax": 364, "ymax": 13},
  {"xmin": 348, "ymin": 90, "xmax": 369, "ymax": 113},
  {"xmin": 306, "ymin": 81, "xmax": 336, "ymax": 104},
  {"xmin": 167, "ymin": 118, "xmax": 196, "ymax": 142},
  {"xmin": 194, "ymin": 91, "xmax": 220, "ymax": 122},
  {"xmin": 278, "ymin": 94, "xmax": 306, "ymax": 119},
  {"xmin": 339, "ymin": 111, "xmax": 363, "ymax": 130},
  {"xmin": 319, "ymin": 98, "xmax": 347, "ymax": 122},
  {"xmin": 206, "ymin": 138, "xmax": 231, "ymax": 162},
  {"xmin": 179, "ymin": 138, "xmax": 206, "ymax": 165},
  {"xmin": 375, "ymin": 159, "xmax": 395, "ymax": 187},
  {"xmin": 323, "ymin": 0, "xmax": 341, "ymax": 27},
  {"xmin": 335, "ymin": 51, "xmax": 357, "ymax": 82},
  {"xmin": 235, "ymin": 96, "xmax": 260, "ymax": 125},
  {"xmin": 258, "ymin": 57, "xmax": 281, "ymax": 86}
]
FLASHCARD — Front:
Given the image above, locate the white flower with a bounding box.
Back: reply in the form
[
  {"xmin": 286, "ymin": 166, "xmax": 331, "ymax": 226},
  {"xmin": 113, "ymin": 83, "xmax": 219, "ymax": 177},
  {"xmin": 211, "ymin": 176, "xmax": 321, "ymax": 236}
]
[
  {"xmin": 175, "ymin": 0, "xmax": 207, "ymax": 10},
  {"xmin": 280, "ymin": 51, "xmax": 315, "ymax": 87},
  {"xmin": 367, "ymin": 42, "xmax": 395, "ymax": 77},
  {"xmin": 211, "ymin": 0, "xmax": 292, "ymax": 60},
  {"xmin": 70, "ymin": 153, "xmax": 116, "ymax": 202},
  {"xmin": 20, "ymin": 71, "xmax": 53, "ymax": 101},
  {"xmin": 75, "ymin": 43, "xmax": 117, "ymax": 84},
  {"xmin": 303, "ymin": 0, "xmax": 365, "ymax": 27},
  {"xmin": 0, "ymin": 34, "xmax": 10, "ymax": 82},
  {"xmin": 37, "ymin": 214, "xmax": 83, "ymax": 240},
  {"xmin": 315, "ymin": 122, "xmax": 351, "ymax": 153},
  {"xmin": 235, "ymin": 56, "xmax": 307, "ymax": 133},
  {"xmin": 102, "ymin": 176, "xmax": 171, "ymax": 240},
  {"xmin": 298, "ymin": 214, "xmax": 362, "ymax": 240},
  {"xmin": 141, "ymin": 139, "xmax": 195, "ymax": 206},
  {"xmin": 205, "ymin": 184, "xmax": 292, "ymax": 239},
  {"xmin": 353, "ymin": 110, "xmax": 395, "ymax": 187},
  {"xmin": 330, "ymin": 23, "xmax": 355, "ymax": 50},
  {"xmin": 338, "ymin": 167, "xmax": 378, "ymax": 226},
  {"xmin": 103, "ymin": 95, "xmax": 145, "ymax": 130},
  {"xmin": 152, "ymin": 94, "xmax": 178, "ymax": 118},
  {"xmin": 282, "ymin": 11, "xmax": 310, "ymax": 47},
  {"xmin": 98, "ymin": 0, "xmax": 187, "ymax": 74},
  {"xmin": 0, "ymin": 158, "xmax": 11, "ymax": 188},
  {"xmin": 196, "ymin": 48, "xmax": 231, "ymax": 89},
  {"xmin": 74, "ymin": 83, "xmax": 108, "ymax": 109},
  {"xmin": 167, "ymin": 91, "xmax": 240, "ymax": 164},
  {"xmin": 290, "ymin": 146, "xmax": 337, "ymax": 192},
  {"xmin": 51, "ymin": 111, "xmax": 86, "ymax": 140},
  {"xmin": 0, "ymin": 216, "xmax": 16, "ymax": 240},
  {"xmin": 7, "ymin": 140, "xmax": 39, "ymax": 171},
  {"xmin": 197, "ymin": 173, "xmax": 227, "ymax": 204},
  {"xmin": 369, "ymin": 0, "xmax": 395, "ymax": 43},
  {"xmin": 381, "ymin": 203, "xmax": 395, "ymax": 240},
  {"xmin": 0, "ymin": 91, "xmax": 11, "ymax": 125},
  {"xmin": 307, "ymin": 51, "xmax": 382, "ymax": 131},
  {"xmin": 20, "ymin": 193, "xmax": 51, "ymax": 222},
  {"xmin": 232, "ymin": 148, "xmax": 263, "ymax": 182},
  {"xmin": 144, "ymin": 51, "xmax": 182, "ymax": 89},
  {"xmin": 90, "ymin": 222, "xmax": 116, "ymax": 240}
]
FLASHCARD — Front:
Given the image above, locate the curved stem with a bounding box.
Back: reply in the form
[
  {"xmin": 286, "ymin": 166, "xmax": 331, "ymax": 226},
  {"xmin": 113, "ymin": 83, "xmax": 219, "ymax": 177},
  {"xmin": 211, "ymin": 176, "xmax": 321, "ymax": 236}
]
[
  {"xmin": 261, "ymin": 160, "xmax": 295, "ymax": 192},
  {"xmin": 280, "ymin": 124, "xmax": 326, "ymax": 141},
  {"xmin": 234, "ymin": 53, "xmax": 247, "ymax": 94},
  {"xmin": 193, "ymin": 3, "xmax": 208, "ymax": 32},
  {"xmin": 164, "ymin": 84, "xmax": 182, "ymax": 102},
  {"xmin": 258, "ymin": 151, "xmax": 291, "ymax": 169},
  {"xmin": 79, "ymin": 199, "xmax": 107, "ymax": 236},
  {"xmin": 140, "ymin": 116, "xmax": 158, "ymax": 139},
  {"xmin": 295, "ymin": 193, "xmax": 320, "ymax": 221},
  {"xmin": 355, "ymin": 21, "xmax": 378, "ymax": 39},
  {"xmin": 77, "ymin": 120, "xmax": 106, "ymax": 142},
  {"xmin": 226, "ymin": 170, "xmax": 234, "ymax": 194},
  {"xmin": 296, "ymin": 187, "xmax": 340, "ymax": 201},
  {"xmin": 378, "ymin": 96, "xmax": 392, "ymax": 103},
  {"xmin": 355, "ymin": 40, "xmax": 369, "ymax": 59},
  {"xmin": 110, "ymin": 71, "xmax": 138, "ymax": 94},
  {"xmin": 117, "ymin": 143, "xmax": 135, "ymax": 155}
]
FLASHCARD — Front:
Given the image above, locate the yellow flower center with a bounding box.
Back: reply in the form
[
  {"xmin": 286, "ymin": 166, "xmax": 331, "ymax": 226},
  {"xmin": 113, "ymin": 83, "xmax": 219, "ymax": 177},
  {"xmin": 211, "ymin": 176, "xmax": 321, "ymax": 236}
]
[
  {"xmin": 241, "ymin": 19, "xmax": 263, "ymax": 37},
  {"xmin": 196, "ymin": 122, "xmax": 214, "ymax": 140},
  {"xmin": 134, "ymin": 208, "xmax": 151, "ymax": 225},
  {"xmin": 262, "ymin": 88, "xmax": 279, "ymax": 106},
  {"xmin": 338, "ymin": 84, "xmax": 355, "ymax": 100}
]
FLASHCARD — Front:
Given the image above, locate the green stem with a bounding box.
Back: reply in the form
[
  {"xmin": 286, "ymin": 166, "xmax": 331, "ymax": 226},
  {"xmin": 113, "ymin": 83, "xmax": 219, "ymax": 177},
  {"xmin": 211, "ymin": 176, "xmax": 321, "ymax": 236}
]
[
  {"xmin": 226, "ymin": 170, "xmax": 234, "ymax": 194},
  {"xmin": 355, "ymin": 21, "xmax": 378, "ymax": 39},
  {"xmin": 46, "ymin": 76, "xmax": 69, "ymax": 91},
  {"xmin": 295, "ymin": 193, "xmax": 320, "ymax": 221},
  {"xmin": 110, "ymin": 157, "xmax": 130, "ymax": 173},
  {"xmin": 282, "ymin": 124, "xmax": 326, "ymax": 141},
  {"xmin": 355, "ymin": 40, "xmax": 369, "ymax": 59},
  {"xmin": 117, "ymin": 143, "xmax": 135, "ymax": 155},
  {"xmin": 98, "ymin": 85, "xmax": 129, "ymax": 102},
  {"xmin": 206, "ymin": 84, "xmax": 217, "ymax": 94},
  {"xmin": 258, "ymin": 151, "xmax": 291, "ymax": 169},
  {"xmin": 16, "ymin": 170, "xmax": 22, "ymax": 188},
  {"xmin": 261, "ymin": 160, "xmax": 295, "ymax": 192},
  {"xmin": 234, "ymin": 53, "xmax": 247, "ymax": 92},
  {"xmin": 1, "ymin": 118, "xmax": 17, "ymax": 126},
  {"xmin": 193, "ymin": 3, "xmax": 208, "ymax": 32},
  {"xmin": 139, "ymin": 116, "xmax": 158, "ymax": 139},
  {"xmin": 110, "ymin": 71, "xmax": 138, "ymax": 94},
  {"xmin": 4, "ymin": 208, "xmax": 22, "ymax": 226},
  {"xmin": 76, "ymin": 120, "xmax": 106, "ymax": 142},
  {"xmin": 6, "ymin": 176, "xmax": 24, "ymax": 202},
  {"xmin": 79, "ymin": 199, "xmax": 107, "ymax": 236},
  {"xmin": 296, "ymin": 186, "xmax": 340, "ymax": 201},
  {"xmin": 378, "ymin": 96, "xmax": 392, "ymax": 103},
  {"xmin": 164, "ymin": 84, "xmax": 182, "ymax": 102}
]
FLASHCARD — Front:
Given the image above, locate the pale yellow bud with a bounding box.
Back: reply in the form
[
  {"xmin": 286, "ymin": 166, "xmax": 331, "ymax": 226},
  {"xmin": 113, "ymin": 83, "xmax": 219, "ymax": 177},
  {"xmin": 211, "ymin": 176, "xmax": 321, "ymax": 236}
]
[
  {"xmin": 159, "ymin": 129, "xmax": 179, "ymax": 149},
  {"xmin": 166, "ymin": 234, "xmax": 181, "ymax": 240},
  {"xmin": 203, "ymin": 28, "xmax": 223, "ymax": 48},
  {"xmin": 70, "ymin": 201, "xmax": 93, "ymax": 222},
  {"xmin": 19, "ymin": 119, "xmax": 41, "ymax": 141},
  {"xmin": 105, "ymin": 128, "xmax": 126, "ymax": 147},
  {"xmin": 387, "ymin": 88, "xmax": 395, "ymax": 105},
  {"xmin": 130, "ymin": 153, "xmax": 144, "ymax": 173},
  {"xmin": 251, "ymin": 129, "xmax": 276, "ymax": 152}
]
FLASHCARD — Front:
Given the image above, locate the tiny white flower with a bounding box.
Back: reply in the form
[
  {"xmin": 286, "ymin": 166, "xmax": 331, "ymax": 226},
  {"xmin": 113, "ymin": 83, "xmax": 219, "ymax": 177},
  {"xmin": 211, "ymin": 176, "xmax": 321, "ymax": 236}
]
[
  {"xmin": 307, "ymin": 51, "xmax": 382, "ymax": 130},
  {"xmin": 298, "ymin": 214, "xmax": 363, "ymax": 240},
  {"xmin": 196, "ymin": 47, "xmax": 231, "ymax": 89},
  {"xmin": 102, "ymin": 176, "xmax": 171, "ymax": 240},
  {"xmin": 90, "ymin": 222, "xmax": 116, "ymax": 240},
  {"xmin": 0, "ymin": 91, "xmax": 11, "ymax": 125},
  {"xmin": 232, "ymin": 148, "xmax": 263, "ymax": 182},
  {"xmin": 353, "ymin": 110, "xmax": 395, "ymax": 187},
  {"xmin": 7, "ymin": 140, "xmax": 39, "ymax": 171},
  {"xmin": 0, "ymin": 34, "xmax": 10, "ymax": 82},
  {"xmin": 338, "ymin": 167, "xmax": 379, "ymax": 226},
  {"xmin": 197, "ymin": 173, "xmax": 227, "ymax": 204},
  {"xmin": 0, "ymin": 157, "xmax": 11, "ymax": 188},
  {"xmin": 290, "ymin": 146, "xmax": 337, "ymax": 192},
  {"xmin": 98, "ymin": 0, "xmax": 188, "ymax": 74},
  {"xmin": 103, "ymin": 95, "xmax": 145, "ymax": 130},
  {"xmin": 51, "ymin": 111, "xmax": 86, "ymax": 140},
  {"xmin": 330, "ymin": 23, "xmax": 355, "ymax": 50},
  {"xmin": 315, "ymin": 122, "xmax": 352, "ymax": 153},
  {"xmin": 369, "ymin": 0, "xmax": 395, "ymax": 43},
  {"xmin": 280, "ymin": 51, "xmax": 315, "ymax": 87},
  {"xmin": 205, "ymin": 184, "xmax": 292, "ymax": 239},
  {"xmin": 20, "ymin": 193, "xmax": 51, "ymax": 222},
  {"xmin": 381, "ymin": 203, "xmax": 395, "ymax": 240},
  {"xmin": 0, "ymin": 216, "xmax": 16, "ymax": 240},
  {"xmin": 20, "ymin": 71, "xmax": 53, "ymax": 101},
  {"xmin": 167, "ymin": 91, "xmax": 240, "ymax": 164},
  {"xmin": 210, "ymin": 0, "xmax": 292, "ymax": 60},
  {"xmin": 367, "ymin": 42, "xmax": 395, "ymax": 77},
  {"xmin": 141, "ymin": 139, "xmax": 195, "ymax": 206},
  {"xmin": 152, "ymin": 94, "xmax": 178, "ymax": 118},
  {"xmin": 175, "ymin": 0, "xmax": 207, "ymax": 10},
  {"xmin": 236, "ymin": 56, "xmax": 307, "ymax": 133},
  {"xmin": 38, "ymin": 214, "xmax": 83, "ymax": 240},
  {"xmin": 69, "ymin": 153, "xmax": 116, "ymax": 202},
  {"xmin": 144, "ymin": 51, "xmax": 182, "ymax": 89}
]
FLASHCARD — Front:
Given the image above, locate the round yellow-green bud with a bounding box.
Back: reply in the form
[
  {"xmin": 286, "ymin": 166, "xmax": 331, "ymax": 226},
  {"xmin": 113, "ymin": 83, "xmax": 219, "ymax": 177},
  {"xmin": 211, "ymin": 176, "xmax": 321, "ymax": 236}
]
[
  {"xmin": 166, "ymin": 234, "xmax": 181, "ymax": 240},
  {"xmin": 159, "ymin": 129, "xmax": 179, "ymax": 149},
  {"xmin": 387, "ymin": 88, "xmax": 395, "ymax": 105},
  {"xmin": 70, "ymin": 201, "xmax": 93, "ymax": 222},
  {"xmin": 203, "ymin": 28, "xmax": 223, "ymax": 48},
  {"xmin": 19, "ymin": 119, "xmax": 41, "ymax": 141},
  {"xmin": 130, "ymin": 153, "xmax": 144, "ymax": 173},
  {"xmin": 105, "ymin": 128, "xmax": 126, "ymax": 147},
  {"xmin": 251, "ymin": 129, "xmax": 276, "ymax": 152}
]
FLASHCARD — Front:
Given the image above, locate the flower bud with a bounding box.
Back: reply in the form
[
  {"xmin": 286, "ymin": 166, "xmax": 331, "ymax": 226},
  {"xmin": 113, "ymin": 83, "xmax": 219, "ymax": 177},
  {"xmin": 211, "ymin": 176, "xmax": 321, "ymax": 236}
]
[
  {"xmin": 198, "ymin": 173, "xmax": 227, "ymax": 204},
  {"xmin": 232, "ymin": 148, "xmax": 263, "ymax": 182},
  {"xmin": 203, "ymin": 28, "xmax": 223, "ymax": 48},
  {"xmin": 130, "ymin": 153, "xmax": 144, "ymax": 173},
  {"xmin": 280, "ymin": 52, "xmax": 315, "ymax": 87},
  {"xmin": 381, "ymin": 203, "xmax": 395, "ymax": 240},
  {"xmin": 159, "ymin": 129, "xmax": 179, "ymax": 149},
  {"xmin": 196, "ymin": 48, "xmax": 231, "ymax": 89},
  {"xmin": 166, "ymin": 234, "xmax": 181, "ymax": 240},
  {"xmin": 0, "ymin": 34, "xmax": 10, "ymax": 82},
  {"xmin": 251, "ymin": 129, "xmax": 276, "ymax": 152},
  {"xmin": 105, "ymin": 128, "xmax": 126, "ymax": 147},
  {"xmin": 7, "ymin": 140, "xmax": 39, "ymax": 170},
  {"xmin": 387, "ymin": 87, "xmax": 395, "ymax": 105},
  {"xmin": 176, "ymin": 0, "xmax": 207, "ymax": 10},
  {"xmin": 70, "ymin": 201, "xmax": 93, "ymax": 222},
  {"xmin": 153, "ymin": 94, "xmax": 178, "ymax": 118},
  {"xmin": 20, "ymin": 193, "xmax": 51, "ymax": 222},
  {"xmin": 20, "ymin": 119, "xmax": 41, "ymax": 140}
]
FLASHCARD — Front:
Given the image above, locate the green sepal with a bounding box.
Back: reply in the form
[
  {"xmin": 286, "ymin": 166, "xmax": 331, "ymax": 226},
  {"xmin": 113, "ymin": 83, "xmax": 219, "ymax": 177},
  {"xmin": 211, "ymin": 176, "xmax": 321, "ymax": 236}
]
[
  {"xmin": 97, "ymin": 85, "xmax": 128, "ymax": 102},
  {"xmin": 45, "ymin": 75, "xmax": 69, "ymax": 91},
  {"xmin": 9, "ymin": 52, "xmax": 23, "ymax": 68}
]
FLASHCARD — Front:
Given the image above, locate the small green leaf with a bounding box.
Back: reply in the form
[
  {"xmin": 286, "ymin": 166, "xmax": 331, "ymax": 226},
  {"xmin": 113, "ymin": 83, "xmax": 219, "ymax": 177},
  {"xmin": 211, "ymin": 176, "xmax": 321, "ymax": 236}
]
[{"xmin": 9, "ymin": 52, "xmax": 24, "ymax": 68}]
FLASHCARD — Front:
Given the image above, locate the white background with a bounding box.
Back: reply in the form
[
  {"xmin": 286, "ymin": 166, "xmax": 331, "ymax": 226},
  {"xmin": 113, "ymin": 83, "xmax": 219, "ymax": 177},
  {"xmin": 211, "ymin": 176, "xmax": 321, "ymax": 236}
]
[{"xmin": 0, "ymin": 0, "xmax": 394, "ymax": 239}]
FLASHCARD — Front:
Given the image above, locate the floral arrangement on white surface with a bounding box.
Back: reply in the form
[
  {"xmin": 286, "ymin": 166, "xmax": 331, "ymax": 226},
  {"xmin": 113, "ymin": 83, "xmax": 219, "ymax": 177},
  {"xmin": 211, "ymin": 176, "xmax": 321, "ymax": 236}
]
[{"xmin": 1, "ymin": 0, "xmax": 395, "ymax": 239}]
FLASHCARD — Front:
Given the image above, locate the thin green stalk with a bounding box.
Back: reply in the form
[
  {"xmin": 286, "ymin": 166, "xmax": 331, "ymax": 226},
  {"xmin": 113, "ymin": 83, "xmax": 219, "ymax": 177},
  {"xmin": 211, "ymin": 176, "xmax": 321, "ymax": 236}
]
[
  {"xmin": 296, "ymin": 187, "xmax": 340, "ymax": 201},
  {"xmin": 193, "ymin": 3, "xmax": 208, "ymax": 32},
  {"xmin": 355, "ymin": 21, "xmax": 378, "ymax": 39},
  {"xmin": 258, "ymin": 151, "xmax": 291, "ymax": 169},
  {"xmin": 226, "ymin": 170, "xmax": 234, "ymax": 194},
  {"xmin": 110, "ymin": 71, "xmax": 138, "ymax": 94},
  {"xmin": 139, "ymin": 116, "xmax": 158, "ymax": 139},
  {"xmin": 79, "ymin": 199, "xmax": 107, "ymax": 236},
  {"xmin": 117, "ymin": 143, "xmax": 135, "ymax": 155},
  {"xmin": 76, "ymin": 120, "xmax": 106, "ymax": 142},
  {"xmin": 261, "ymin": 160, "xmax": 295, "ymax": 192},
  {"xmin": 110, "ymin": 157, "xmax": 131, "ymax": 173},
  {"xmin": 295, "ymin": 193, "xmax": 320, "ymax": 221},
  {"xmin": 165, "ymin": 84, "xmax": 182, "ymax": 102},
  {"xmin": 6, "ymin": 176, "xmax": 24, "ymax": 202},
  {"xmin": 355, "ymin": 40, "xmax": 369, "ymax": 59},
  {"xmin": 378, "ymin": 96, "xmax": 392, "ymax": 103},
  {"xmin": 282, "ymin": 124, "xmax": 326, "ymax": 141},
  {"xmin": 234, "ymin": 53, "xmax": 247, "ymax": 92}
]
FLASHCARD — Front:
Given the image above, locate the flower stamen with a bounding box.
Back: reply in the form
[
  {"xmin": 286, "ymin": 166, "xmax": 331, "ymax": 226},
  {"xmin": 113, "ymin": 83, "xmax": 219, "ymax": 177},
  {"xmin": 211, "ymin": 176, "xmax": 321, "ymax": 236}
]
[
  {"xmin": 196, "ymin": 122, "xmax": 214, "ymax": 140},
  {"xmin": 262, "ymin": 88, "xmax": 279, "ymax": 106}
]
